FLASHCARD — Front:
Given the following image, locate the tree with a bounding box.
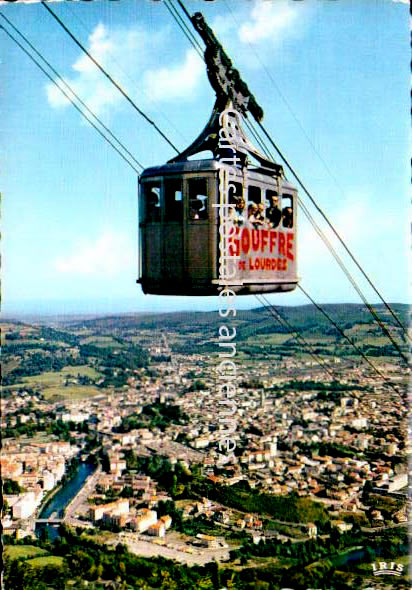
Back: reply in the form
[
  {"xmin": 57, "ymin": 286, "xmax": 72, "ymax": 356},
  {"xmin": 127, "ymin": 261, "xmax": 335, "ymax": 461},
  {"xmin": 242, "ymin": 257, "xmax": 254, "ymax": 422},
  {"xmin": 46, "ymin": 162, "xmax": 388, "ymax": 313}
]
[
  {"xmin": 198, "ymin": 577, "xmax": 214, "ymax": 589},
  {"xmin": 68, "ymin": 549, "xmax": 95, "ymax": 577},
  {"xmin": 160, "ymin": 570, "xmax": 178, "ymax": 589},
  {"xmin": 96, "ymin": 564, "xmax": 104, "ymax": 580},
  {"xmin": 3, "ymin": 479, "xmax": 25, "ymax": 494}
]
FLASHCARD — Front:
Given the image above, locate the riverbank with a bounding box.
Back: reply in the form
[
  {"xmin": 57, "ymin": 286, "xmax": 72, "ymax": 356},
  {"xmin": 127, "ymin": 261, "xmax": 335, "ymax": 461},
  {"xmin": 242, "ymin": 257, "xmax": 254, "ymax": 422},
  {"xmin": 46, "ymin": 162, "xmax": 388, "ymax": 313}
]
[
  {"xmin": 36, "ymin": 482, "xmax": 63, "ymax": 518},
  {"xmin": 36, "ymin": 462, "xmax": 97, "ymax": 539},
  {"xmin": 63, "ymin": 464, "xmax": 101, "ymax": 520},
  {"xmin": 331, "ymin": 545, "xmax": 365, "ymax": 567}
]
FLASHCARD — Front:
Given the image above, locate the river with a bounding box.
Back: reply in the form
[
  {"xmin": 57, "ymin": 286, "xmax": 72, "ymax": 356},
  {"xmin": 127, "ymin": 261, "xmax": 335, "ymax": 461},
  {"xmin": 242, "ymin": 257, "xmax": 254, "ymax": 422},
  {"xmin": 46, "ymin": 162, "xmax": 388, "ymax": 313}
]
[
  {"xmin": 332, "ymin": 547, "xmax": 367, "ymax": 567},
  {"xmin": 36, "ymin": 462, "xmax": 95, "ymax": 540},
  {"xmin": 332, "ymin": 544, "xmax": 408, "ymax": 568}
]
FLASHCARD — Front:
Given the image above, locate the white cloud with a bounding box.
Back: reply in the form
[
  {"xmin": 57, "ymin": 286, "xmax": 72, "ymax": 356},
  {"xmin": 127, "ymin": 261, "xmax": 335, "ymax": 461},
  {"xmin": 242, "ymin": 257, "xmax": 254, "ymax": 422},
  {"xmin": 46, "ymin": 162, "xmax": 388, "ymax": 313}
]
[
  {"xmin": 142, "ymin": 48, "xmax": 204, "ymax": 103},
  {"xmin": 210, "ymin": 1, "xmax": 310, "ymax": 73},
  {"xmin": 45, "ymin": 3, "xmax": 308, "ymax": 116},
  {"xmin": 296, "ymin": 189, "xmax": 409, "ymax": 304},
  {"xmin": 46, "ymin": 23, "xmax": 150, "ymax": 115},
  {"xmin": 212, "ymin": 0, "xmax": 301, "ymax": 43},
  {"xmin": 72, "ymin": 23, "xmax": 115, "ymax": 75},
  {"xmin": 300, "ymin": 195, "xmax": 363, "ymax": 260},
  {"xmin": 54, "ymin": 231, "xmax": 134, "ymax": 276},
  {"xmin": 46, "ymin": 22, "xmax": 206, "ymax": 115},
  {"xmin": 298, "ymin": 190, "xmax": 403, "ymax": 278},
  {"xmin": 239, "ymin": 1, "xmax": 298, "ymax": 44},
  {"xmin": 46, "ymin": 78, "xmax": 72, "ymax": 109}
]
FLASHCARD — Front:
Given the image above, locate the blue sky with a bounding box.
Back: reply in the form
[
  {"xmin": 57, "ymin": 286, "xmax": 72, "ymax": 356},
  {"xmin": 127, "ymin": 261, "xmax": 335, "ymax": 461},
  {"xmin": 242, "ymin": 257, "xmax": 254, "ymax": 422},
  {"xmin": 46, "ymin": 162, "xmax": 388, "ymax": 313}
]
[{"xmin": 1, "ymin": 0, "xmax": 409, "ymax": 316}]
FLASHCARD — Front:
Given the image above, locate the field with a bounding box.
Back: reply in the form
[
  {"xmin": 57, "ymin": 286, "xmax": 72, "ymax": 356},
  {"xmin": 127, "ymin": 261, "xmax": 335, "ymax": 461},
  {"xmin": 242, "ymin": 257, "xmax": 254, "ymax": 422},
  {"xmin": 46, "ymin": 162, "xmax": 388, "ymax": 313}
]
[
  {"xmin": 81, "ymin": 530, "xmax": 118, "ymax": 545},
  {"xmin": 18, "ymin": 434, "xmax": 58, "ymax": 444},
  {"xmin": 42, "ymin": 385, "xmax": 102, "ymax": 401},
  {"xmin": 5, "ymin": 545, "xmax": 47, "ymax": 559},
  {"xmin": 245, "ymin": 333, "xmax": 292, "ymax": 346},
  {"xmin": 29, "ymin": 365, "xmax": 101, "ymax": 380},
  {"xmin": 79, "ymin": 335, "xmax": 123, "ymax": 348},
  {"xmin": 2, "ymin": 359, "xmax": 21, "ymax": 375},
  {"xmin": 0, "ymin": 324, "xmax": 38, "ymax": 345},
  {"xmin": 26, "ymin": 555, "xmax": 65, "ymax": 568},
  {"xmin": 19, "ymin": 365, "xmax": 103, "ymax": 400}
]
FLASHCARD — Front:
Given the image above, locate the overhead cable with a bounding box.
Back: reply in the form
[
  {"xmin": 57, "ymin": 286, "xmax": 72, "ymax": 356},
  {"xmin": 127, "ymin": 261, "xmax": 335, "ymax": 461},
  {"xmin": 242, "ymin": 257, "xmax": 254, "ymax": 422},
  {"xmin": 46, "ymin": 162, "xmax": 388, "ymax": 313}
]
[
  {"xmin": 0, "ymin": 13, "xmax": 144, "ymax": 172},
  {"xmin": 164, "ymin": 0, "xmax": 204, "ymax": 58},
  {"xmin": 297, "ymin": 285, "xmax": 405, "ymax": 389},
  {"xmin": 1, "ymin": 23, "xmax": 142, "ymax": 174},
  {"xmin": 63, "ymin": 0, "xmax": 189, "ymax": 145},
  {"xmin": 220, "ymin": 0, "xmax": 409, "ymax": 336},
  {"xmin": 41, "ymin": 1, "xmax": 180, "ymax": 154},
  {"xmin": 222, "ymin": 0, "xmax": 343, "ymax": 192},
  {"xmin": 174, "ymin": 0, "xmax": 409, "ymax": 348},
  {"xmin": 255, "ymin": 294, "xmax": 336, "ymax": 380},
  {"xmin": 256, "ymin": 120, "xmax": 408, "ymax": 338},
  {"xmin": 251, "ymin": 119, "xmax": 409, "ymax": 361}
]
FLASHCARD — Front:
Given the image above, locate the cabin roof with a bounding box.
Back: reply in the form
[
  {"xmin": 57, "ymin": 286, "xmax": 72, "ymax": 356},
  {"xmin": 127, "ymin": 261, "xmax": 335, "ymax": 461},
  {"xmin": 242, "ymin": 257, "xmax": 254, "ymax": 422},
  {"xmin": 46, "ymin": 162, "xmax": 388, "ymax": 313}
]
[{"xmin": 140, "ymin": 159, "xmax": 294, "ymax": 190}]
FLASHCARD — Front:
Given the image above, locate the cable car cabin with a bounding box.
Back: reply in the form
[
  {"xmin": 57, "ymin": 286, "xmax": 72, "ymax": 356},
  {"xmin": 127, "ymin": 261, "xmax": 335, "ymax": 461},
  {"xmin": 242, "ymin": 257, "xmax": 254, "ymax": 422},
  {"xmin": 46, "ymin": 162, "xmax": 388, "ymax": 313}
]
[{"xmin": 137, "ymin": 159, "xmax": 298, "ymax": 295}]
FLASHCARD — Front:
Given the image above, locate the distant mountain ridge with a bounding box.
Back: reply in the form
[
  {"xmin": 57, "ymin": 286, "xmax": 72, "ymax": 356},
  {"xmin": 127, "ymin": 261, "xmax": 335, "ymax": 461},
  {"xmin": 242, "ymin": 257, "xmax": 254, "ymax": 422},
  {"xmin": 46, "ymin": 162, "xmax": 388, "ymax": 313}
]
[
  {"xmin": 58, "ymin": 303, "xmax": 409, "ymax": 333},
  {"xmin": 3, "ymin": 303, "xmax": 408, "ymax": 335}
]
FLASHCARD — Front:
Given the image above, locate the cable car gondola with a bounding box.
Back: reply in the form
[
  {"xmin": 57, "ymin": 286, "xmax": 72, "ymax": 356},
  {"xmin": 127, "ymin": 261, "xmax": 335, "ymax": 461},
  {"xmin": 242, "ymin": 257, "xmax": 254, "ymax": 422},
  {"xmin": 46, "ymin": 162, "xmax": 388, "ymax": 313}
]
[{"xmin": 137, "ymin": 12, "xmax": 298, "ymax": 296}]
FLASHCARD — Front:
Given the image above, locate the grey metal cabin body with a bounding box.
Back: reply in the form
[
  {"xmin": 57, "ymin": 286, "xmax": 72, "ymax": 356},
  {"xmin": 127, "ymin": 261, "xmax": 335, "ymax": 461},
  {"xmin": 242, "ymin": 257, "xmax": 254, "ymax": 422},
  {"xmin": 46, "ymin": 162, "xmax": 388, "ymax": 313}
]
[{"xmin": 137, "ymin": 159, "xmax": 298, "ymax": 295}]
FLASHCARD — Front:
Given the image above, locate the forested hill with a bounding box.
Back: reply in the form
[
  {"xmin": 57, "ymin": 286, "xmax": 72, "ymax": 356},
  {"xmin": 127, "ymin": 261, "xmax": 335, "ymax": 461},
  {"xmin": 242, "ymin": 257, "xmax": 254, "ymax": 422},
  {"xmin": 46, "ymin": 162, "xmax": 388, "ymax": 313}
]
[
  {"xmin": 57, "ymin": 302, "xmax": 408, "ymax": 339},
  {"xmin": 2, "ymin": 304, "xmax": 408, "ymax": 361}
]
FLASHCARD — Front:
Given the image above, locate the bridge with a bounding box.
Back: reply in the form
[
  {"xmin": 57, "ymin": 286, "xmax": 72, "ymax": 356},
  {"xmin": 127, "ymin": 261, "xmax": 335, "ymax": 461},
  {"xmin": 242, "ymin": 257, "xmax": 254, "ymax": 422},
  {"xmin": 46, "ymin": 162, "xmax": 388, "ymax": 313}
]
[{"xmin": 36, "ymin": 519, "xmax": 63, "ymax": 525}]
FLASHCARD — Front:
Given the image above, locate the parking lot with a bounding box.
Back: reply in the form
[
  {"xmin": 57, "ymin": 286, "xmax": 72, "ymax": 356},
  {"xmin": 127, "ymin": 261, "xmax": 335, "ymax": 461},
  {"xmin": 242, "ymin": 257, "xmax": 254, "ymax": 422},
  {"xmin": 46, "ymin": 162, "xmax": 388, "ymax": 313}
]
[{"xmin": 109, "ymin": 531, "xmax": 230, "ymax": 566}]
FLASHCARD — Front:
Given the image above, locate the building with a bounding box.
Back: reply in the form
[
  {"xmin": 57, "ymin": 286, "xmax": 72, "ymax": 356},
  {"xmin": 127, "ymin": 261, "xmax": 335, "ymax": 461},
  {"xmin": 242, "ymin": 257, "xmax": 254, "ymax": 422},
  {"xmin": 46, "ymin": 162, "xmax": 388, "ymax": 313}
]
[
  {"xmin": 133, "ymin": 509, "xmax": 158, "ymax": 533},
  {"xmin": 103, "ymin": 513, "xmax": 128, "ymax": 528},
  {"xmin": 331, "ymin": 520, "xmax": 353, "ymax": 533},
  {"xmin": 197, "ymin": 534, "xmax": 223, "ymax": 549},
  {"xmin": 306, "ymin": 523, "xmax": 317, "ymax": 538},
  {"xmin": 213, "ymin": 509, "xmax": 230, "ymax": 524},
  {"xmin": 159, "ymin": 515, "xmax": 172, "ymax": 530},
  {"xmin": 12, "ymin": 492, "xmax": 38, "ymax": 520},
  {"xmin": 89, "ymin": 499, "xmax": 129, "ymax": 523},
  {"xmin": 147, "ymin": 521, "xmax": 166, "ymax": 537}
]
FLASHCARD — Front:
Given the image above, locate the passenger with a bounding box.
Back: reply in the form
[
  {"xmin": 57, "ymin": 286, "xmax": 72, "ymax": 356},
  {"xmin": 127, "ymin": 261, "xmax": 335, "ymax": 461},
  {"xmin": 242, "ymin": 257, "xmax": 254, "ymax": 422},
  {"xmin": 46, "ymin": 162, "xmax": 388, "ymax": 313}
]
[
  {"xmin": 147, "ymin": 191, "xmax": 160, "ymax": 221},
  {"xmin": 189, "ymin": 199, "xmax": 202, "ymax": 220},
  {"xmin": 248, "ymin": 202, "xmax": 258, "ymax": 220},
  {"xmin": 198, "ymin": 198, "xmax": 208, "ymax": 219},
  {"xmin": 232, "ymin": 197, "xmax": 246, "ymax": 226},
  {"xmin": 282, "ymin": 206, "xmax": 293, "ymax": 228},
  {"xmin": 248, "ymin": 203, "xmax": 265, "ymax": 229},
  {"xmin": 255, "ymin": 203, "xmax": 267, "ymax": 227},
  {"xmin": 266, "ymin": 194, "xmax": 282, "ymax": 228}
]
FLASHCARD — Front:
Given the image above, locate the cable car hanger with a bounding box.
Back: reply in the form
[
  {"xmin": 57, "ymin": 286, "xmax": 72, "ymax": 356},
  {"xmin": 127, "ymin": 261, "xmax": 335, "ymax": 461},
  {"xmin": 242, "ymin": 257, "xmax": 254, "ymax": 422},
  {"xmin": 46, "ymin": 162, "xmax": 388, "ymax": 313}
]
[{"xmin": 168, "ymin": 12, "xmax": 281, "ymax": 175}]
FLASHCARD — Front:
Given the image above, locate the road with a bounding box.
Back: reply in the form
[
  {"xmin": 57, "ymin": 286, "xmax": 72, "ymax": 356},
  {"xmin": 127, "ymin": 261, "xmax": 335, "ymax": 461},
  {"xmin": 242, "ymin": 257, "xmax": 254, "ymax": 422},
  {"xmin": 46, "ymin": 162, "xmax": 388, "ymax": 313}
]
[
  {"xmin": 361, "ymin": 522, "xmax": 408, "ymax": 533},
  {"xmin": 63, "ymin": 465, "xmax": 101, "ymax": 527}
]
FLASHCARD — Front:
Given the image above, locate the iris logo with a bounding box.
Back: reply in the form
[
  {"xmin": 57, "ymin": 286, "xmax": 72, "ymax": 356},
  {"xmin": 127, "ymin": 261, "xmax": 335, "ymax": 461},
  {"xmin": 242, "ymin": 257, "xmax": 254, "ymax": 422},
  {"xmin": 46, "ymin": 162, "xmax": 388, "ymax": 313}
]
[{"xmin": 371, "ymin": 561, "xmax": 404, "ymax": 576}]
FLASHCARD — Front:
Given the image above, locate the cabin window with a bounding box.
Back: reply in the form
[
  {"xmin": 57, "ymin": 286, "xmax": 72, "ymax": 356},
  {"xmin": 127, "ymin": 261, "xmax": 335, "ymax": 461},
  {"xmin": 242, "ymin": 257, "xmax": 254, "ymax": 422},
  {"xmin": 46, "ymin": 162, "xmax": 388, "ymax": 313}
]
[
  {"xmin": 164, "ymin": 179, "xmax": 183, "ymax": 221},
  {"xmin": 188, "ymin": 178, "xmax": 208, "ymax": 220},
  {"xmin": 282, "ymin": 193, "xmax": 294, "ymax": 228},
  {"xmin": 247, "ymin": 185, "xmax": 261, "ymax": 205},
  {"xmin": 143, "ymin": 182, "xmax": 161, "ymax": 222}
]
